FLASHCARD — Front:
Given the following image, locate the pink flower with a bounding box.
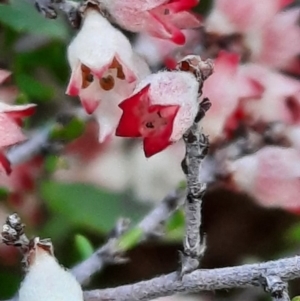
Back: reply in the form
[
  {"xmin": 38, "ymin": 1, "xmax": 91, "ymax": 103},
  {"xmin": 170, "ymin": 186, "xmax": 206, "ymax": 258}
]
[
  {"xmin": 240, "ymin": 64, "xmax": 300, "ymax": 124},
  {"xmin": 100, "ymin": 0, "xmax": 201, "ymax": 44},
  {"xmin": 116, "ymin": 56, "xmax": 213, "ymax": 157},
  {"xmin": 205, "ymin": 0, "xmax": 300, "ymax": 70},
  {"xmin": 0, "ymin": 102, "xmax": 36, "ymax": 174},
  {"xmin": 66, "ymin": 8, "xmax": 150, "ymax": 115},
  {"xmin": 228, "ymin": 146, "xmax": 300, "ymax": 211},
  {"xmin": 200, "ymin": 52, "xmax": 262, "ymax": 142}
]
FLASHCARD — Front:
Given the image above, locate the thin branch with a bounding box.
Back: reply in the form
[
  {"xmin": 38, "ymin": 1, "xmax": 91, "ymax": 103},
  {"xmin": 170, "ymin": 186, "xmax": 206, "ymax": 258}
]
[
  {"xmin": 72, "ymin": 189, "xmax": 185, "ymax": 285},
  {"xmin": 180, "ymin": 121, "xmax": 209, "ymax": 276},
  {"xmin": 7, "ymin": 109, "xmax": 89, "ymax": 166},
  {"xmin": 83, "ymin": 255, "xmax": 300, "ymax": 301}
]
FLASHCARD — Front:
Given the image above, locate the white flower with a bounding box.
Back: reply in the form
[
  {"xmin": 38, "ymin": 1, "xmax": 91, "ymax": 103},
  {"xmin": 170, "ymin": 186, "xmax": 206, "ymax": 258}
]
[
  {"xmin": 66, "ymin": 8, "xmax": 150, "ymax": 115},
  {"xmin": 66, "ymin": 8, "xmax": 150, "ymax": 142}
]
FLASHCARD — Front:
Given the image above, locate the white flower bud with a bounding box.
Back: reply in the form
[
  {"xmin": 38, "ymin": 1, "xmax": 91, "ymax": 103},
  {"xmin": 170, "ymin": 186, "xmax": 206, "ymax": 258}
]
[{"xmin": 18, "ymin": 238, "xmax": 83, "ymax": 301}]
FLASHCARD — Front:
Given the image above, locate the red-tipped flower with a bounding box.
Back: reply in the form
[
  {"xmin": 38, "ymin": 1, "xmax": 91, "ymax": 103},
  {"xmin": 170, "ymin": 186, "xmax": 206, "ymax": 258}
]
[
  {"xmin": 100, "ymin": 0, "xmax": 201, "ymax": 45},
  {"xmin": 116, "ymin": 66, "xmax": 203, "ymax": 157}
]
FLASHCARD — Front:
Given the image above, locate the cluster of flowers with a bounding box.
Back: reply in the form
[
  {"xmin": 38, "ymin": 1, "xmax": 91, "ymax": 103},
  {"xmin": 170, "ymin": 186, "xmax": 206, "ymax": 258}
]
[
  {"xmin": 60, "ymin": 0, "xmax": 300, "ymax": 211},
  {"xmin": 1, "ymin": 0, "xmax": 300, "ymax": 218},
  {"xmin": 66, "ymin": 0, "xmax": 207, "ymax": 157}
]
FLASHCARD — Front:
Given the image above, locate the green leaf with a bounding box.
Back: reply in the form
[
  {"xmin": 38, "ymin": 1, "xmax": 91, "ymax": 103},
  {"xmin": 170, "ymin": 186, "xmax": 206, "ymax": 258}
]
[
  {"xmin": 286, "ymin": 222, "xmax": 300, "ymax": 243},
  {"xmin": 165, "ymin": 210, "xmax": 185, "ymax": 241},
  {"xmin": 41, "ymin": 181, "xmax": 150, "ymax": 233},
  {"xmin": 0, "ymin": 0, "xmax": 69, "ymax": 39},
  {"xmin": 74, "ymin": 234, "xmax": 94, "ymax": 260},
  {"xmin": 292, "ymin": 297, "xmax": 300, "ymax": 301},
  {"xmin": 50, "ymin": 117, "xmax": 85, "ymax": 142},
  {"xmin": 0, "ymin": 271, "xmax": 20, "ymax": 298},
  {"xmin": 15, "ymin": 73, "xmax": 54, "ymax": 101}
]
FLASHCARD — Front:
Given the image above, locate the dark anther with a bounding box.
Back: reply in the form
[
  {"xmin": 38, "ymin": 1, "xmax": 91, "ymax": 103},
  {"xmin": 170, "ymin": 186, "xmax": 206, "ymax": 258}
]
[
  {"xmin": 164, "ymin": 8, "xmax": 170, "ymax": 15},
  {"xmin": 145, "ymin": 122, "xmax": 154, "ymax": 128},
  {"xmin": 86, "ymin": 73, "xmax": 94, "ymax": 82},
  {"xmin": 157, "ymin": 111, "xmax": 162, "ymax": 118}
]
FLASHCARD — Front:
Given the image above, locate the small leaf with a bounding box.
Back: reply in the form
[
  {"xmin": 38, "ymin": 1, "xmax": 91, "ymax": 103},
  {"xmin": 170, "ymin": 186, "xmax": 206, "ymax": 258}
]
[
  {"xmin": 50, "ymin": 117, "xmax": 85, "ymax": 142},
  {"xmin": 74, "ymin": 234, "xmax": 94, "ymax": 260},
  {"xmin": 117, "ymin": 228, "xmax": 144, "ymax": 251},
  {"xmin": 165, "ymin": 210, "xmax": 185, "ymax": 241}
]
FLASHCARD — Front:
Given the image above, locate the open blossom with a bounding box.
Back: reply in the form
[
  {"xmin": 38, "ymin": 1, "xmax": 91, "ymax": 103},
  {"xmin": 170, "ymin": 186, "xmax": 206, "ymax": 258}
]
[
  {"xmin": 19, "ymin": 238, "xmax": 83, "ymax": 301},
  {"xmin": 116, "ymin": 56, "xmax": 213, "ymax": 157},
  {"xmin": 0, "ymin": 101, "xmax": 36, "ymax": 175},
  {"xmin": 66, "ymin": 8, "xmax": 150, "ymax": 116},
  {"xmin": 100, "ymin": 0, "xmax": 201, "ymax": 44},
  {"xmin": 228, "ymin": 146, "xmax": 300, "ymax": 211},
  {"xmin": 205, "ymin": 0, "xmax": 300, "ymax": 70}
]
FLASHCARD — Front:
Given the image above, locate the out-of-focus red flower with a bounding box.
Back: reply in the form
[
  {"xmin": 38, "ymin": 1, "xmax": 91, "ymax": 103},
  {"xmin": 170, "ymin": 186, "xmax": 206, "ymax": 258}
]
[
  {"xmin": 206, "ymin": 0, "xmax": 300, "ymax": 70},
  {"xmin": 200, "ymin": 52, "xmax": 262, "ymax": 142},
  {"xmin": 228, "ymin": 146, "xmax": 300, "ymax": 211},
  {"xmin": 101, "ymin": 0, "xmax": 201, "ymax": 44},
  {"xmin": 0, "ymin": 99, "xmax": 36, "ymax": 175},
  {"xmin": 240, "ymin": 64, "xmax": 300, "ymax": 124}
]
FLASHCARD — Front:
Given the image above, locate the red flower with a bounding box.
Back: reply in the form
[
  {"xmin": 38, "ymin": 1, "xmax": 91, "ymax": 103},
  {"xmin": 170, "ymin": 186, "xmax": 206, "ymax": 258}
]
[
  {"xmin": 100, "ymin": 0, "xmax": 201, "ymax": 44},
  {"xmin": 116, "ymin": 69, "xmax": 202, "ymax": 157}
]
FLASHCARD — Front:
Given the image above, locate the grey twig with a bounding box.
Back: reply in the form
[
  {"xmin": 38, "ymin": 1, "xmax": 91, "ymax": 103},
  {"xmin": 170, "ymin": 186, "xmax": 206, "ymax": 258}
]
[
  {"xmin": 34, "ymin": 0, "xmax": 81, "ymax": 27},
  {"xmin": 72, "ymin": 189, "xmax": 185, "ymax": 285},
  {"xmin": 258, "ymin": 274, "xmax": 291, "ymax": 301},
  {"xmin": 180, "ymin": 98, "xmax": 211, "ymax": 277},
  {"xmin": 7, "ymin": 109, "xmax": 89, "ymax": 166},
  {"xmin": 7, "ymin": 126, "xmax": 52, "ymax": 166},
  {"xmin": 83, "ymin": 256, "xmax": 300, "ymax": 301}
]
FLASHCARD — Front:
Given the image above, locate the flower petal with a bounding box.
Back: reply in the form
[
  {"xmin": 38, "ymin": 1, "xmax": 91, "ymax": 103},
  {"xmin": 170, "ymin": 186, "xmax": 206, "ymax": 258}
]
[
  {"xmin": 0, "ymin": 151, "xmax": 11, "ymax": 175},
  {"xmin": 143, "ymin": 135, "xmax": 173, "ymax": 157}
]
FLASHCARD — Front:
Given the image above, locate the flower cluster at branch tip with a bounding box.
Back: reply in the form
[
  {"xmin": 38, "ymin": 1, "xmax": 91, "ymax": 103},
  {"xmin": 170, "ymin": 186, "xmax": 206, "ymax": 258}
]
[
  {"xmin": 19, "ymin": 238, "xmax": 83, "ymax": 301},
  {"xmin": 116, "ymin": 55, "xmax": 213, "ymax": 157},
  {"xmin": 99, "ymin": 0, "xmax": 201, "ymax": 44},
  {"xmin": 0, "ymin": 70, "xmax": 36, "ymax": 175}
]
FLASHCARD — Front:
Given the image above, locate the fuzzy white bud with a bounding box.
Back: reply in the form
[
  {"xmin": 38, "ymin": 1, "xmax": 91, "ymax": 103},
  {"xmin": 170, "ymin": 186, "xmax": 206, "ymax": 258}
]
[{"xmin": 18, "ymin": 239, "xmax": 83, "ymax": 301}]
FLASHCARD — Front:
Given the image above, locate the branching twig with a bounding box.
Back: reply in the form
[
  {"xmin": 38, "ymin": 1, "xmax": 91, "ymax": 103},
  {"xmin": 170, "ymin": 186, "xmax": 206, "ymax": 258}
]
[
  {"xmin": 259, "ymin": 274, "xmax": 291, "ymax": 301},
  {"xmin": 83, "ymin": 255, "xmax": 300, "ymax": 301},
  {"xmin": 72, "ymin": 189, "xmax": 185, "ymax": 285},
  {"xmin": 33, "ymin": 0, "xmax": 81, "ymax": 27}
]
